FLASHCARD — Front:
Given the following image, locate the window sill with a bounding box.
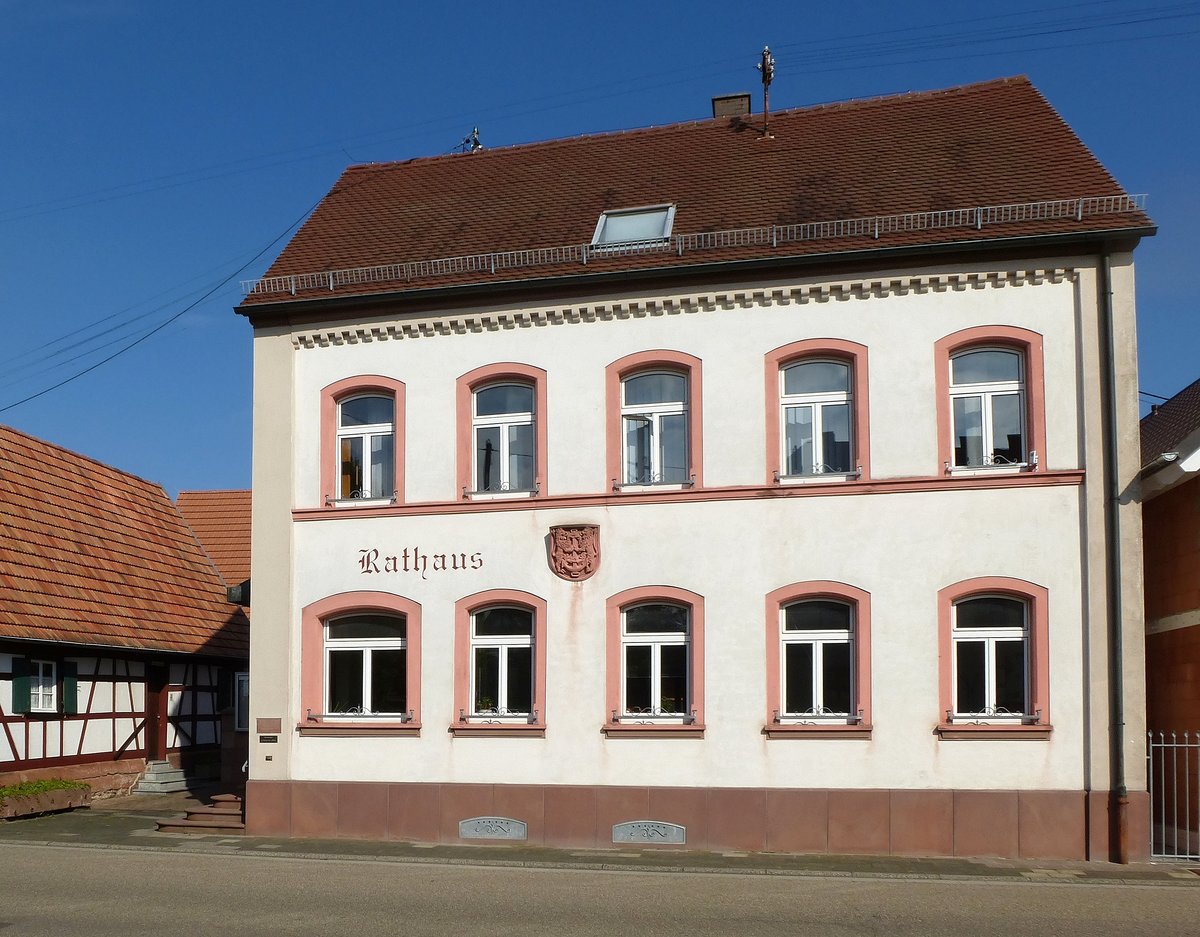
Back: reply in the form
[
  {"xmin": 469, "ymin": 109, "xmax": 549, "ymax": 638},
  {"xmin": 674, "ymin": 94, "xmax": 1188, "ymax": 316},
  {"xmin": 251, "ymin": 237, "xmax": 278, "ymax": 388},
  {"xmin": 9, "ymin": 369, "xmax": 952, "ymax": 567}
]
[
  {"xmin": 449, "ymin": 723, "xmax": 546, "ymax": 738},
  {"xmin": 603, "ymin": 723, "xmax": 706, "ymax": 739},
  {"xmin": 763, "ymin": 723, "xmax": 873, "ymax": 739},
  {"xmin": 328, "ymin": 497, "xmax": 395, "ymax": 508},
  {"xmin": 776, "ymin": 470, "xmax": 861, "ymax": 486},
  {"xmin": 935, "ymin": 722, "xmax": 1052, "ymax": 740},
  {"xmin": 945, "ymin": 464, "xmax": 1029, "ymax": 478},
  {"xmin": 296, "ymin": 721, "xmax": 422, "ymax": 737},
  {"xmin": 462, "ymin": 489, "xmax": 538, "ymax": 501}
]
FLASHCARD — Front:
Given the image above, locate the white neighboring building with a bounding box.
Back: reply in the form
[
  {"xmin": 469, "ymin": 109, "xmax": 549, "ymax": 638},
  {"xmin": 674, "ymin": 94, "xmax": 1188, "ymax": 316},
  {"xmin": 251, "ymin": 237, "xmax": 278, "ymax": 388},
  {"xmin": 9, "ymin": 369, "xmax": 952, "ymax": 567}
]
[{"xmin": 237, "ymin": 77, "xmax": 1153, "ymax": 859}]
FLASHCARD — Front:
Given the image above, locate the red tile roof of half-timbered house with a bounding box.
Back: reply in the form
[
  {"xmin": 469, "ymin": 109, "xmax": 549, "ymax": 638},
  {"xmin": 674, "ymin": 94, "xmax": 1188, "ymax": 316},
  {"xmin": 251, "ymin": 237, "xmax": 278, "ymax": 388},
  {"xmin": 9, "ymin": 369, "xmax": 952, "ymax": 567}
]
[
  {"xmin": 0, "ymin": 425, "xmax": 248, "ymax": 657},
  {"xmin": 239, "ymin": 75, "xmax": 1153, "ymax": 315},
  {"xmin": 1141, "ymin": 376, "xmax": 1200, "ymax": 468},
  {"xmin": 176, "ymin": 489, "xmax": 252, "ymax": 590}
]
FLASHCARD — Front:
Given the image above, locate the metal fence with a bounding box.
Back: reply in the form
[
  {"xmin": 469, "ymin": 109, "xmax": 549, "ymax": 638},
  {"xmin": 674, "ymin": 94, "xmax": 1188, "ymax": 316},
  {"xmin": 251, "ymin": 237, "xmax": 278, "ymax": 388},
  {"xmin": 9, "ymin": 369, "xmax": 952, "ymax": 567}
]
[{"xmin": 1148, "ymin": 731, "xmax": 1200, "ymax": 860}]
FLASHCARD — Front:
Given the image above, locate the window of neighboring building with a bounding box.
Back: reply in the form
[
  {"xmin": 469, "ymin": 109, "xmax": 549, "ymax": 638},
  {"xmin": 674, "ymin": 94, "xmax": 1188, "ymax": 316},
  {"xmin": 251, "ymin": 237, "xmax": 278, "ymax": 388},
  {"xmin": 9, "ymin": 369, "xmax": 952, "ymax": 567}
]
[
  {"xmin": 452, "ymin": 590, "xmax": 547, "ymax": 734},
  {"xmin": 323, "ymin": 613, "xmax": 408, "ymax": 717},
  {"xmin": 621, "ymin": 371, "xmax": 689, "ymax": 485},
  {"xmin": 936, "ymin": 577, "xmax": 1050, "ymax": 737},
  {"xmin": 764, "ymin": 340, "xmax": 870, "ymax": 486},
  {"xmin": 300, "ymin": 593, "xmax": 421, "ymax": 732},
  {"xmin": 780, "ymin": 360, "xmax": 854, "ymax": 477},
  {"xmin": 319, "ymin": 376, "xmax": 406, "ymax": 506},
  {"xmin": 764, "ymin": 581, "xmax": 872, "ymax": 735},
  {"xmin": 30, "ymin": 660, "xmax": 56, "ymax": 713},
  {"xmin": 950, "ymin": 596, "xmax": 1028, "ymax": 720},
  {"xmin": 469, "ymin": 606, "xmax": 534, "ymax": 719},
  {"xmin": 605, "ymin": 586, "xmax": 705, "ymax": 734},
  {"xmin": 934, "ymin": 327, "xmax": 1045, "ymax": 475},
  {"xmin": 456, "ymin": 364, "xmax": 548, "ymax": 499},
  {"xmin": 592, "ymin": 205, "xmax": 675, "ymax": 247},
  {"xmin": 949, "ymin": 349, "xmax": 1025, "ymax": 468},
  {"xmin": 234, "ymin": 672, "xmax": 250, "ymax": 732},
  {"xmin": 472, "ymin": 384, "xmax": 536, "ymax": 494}
]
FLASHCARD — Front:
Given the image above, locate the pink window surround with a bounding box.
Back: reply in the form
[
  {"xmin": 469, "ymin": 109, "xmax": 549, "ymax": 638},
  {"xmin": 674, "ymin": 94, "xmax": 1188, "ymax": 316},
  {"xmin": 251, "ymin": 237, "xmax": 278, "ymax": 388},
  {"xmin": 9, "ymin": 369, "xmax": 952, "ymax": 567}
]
[
  {"xmin": 605, "ymin": 350, "xmax": 704, "ymax": 490},
  {"xmin": 299, "ymin": 591, "xmax": 422, "ymax": 735},
  {"xmin": 934, "ymin": 325, "xmax": 1047, "ymax": 474},
  {"xmin": 456, "ymin": 363, "xmax": 548, "ymax": 498},
  {"xmin": 936, "ymin": 576, "xmax": 1051, "ymax": 740},
  {"xmin": 320, "ymin": 375, "xmax": 406, "ymax": 505},
  {"xmin": 451, "ymin": 590, "xmax": 548, "ymax": 737},
  {"xmin": 763, "ymin": 581, "xmax": 872, "ymax": 738},
  {"xmin": 604, "ymin": 585, "xmax": 705, "ymax": 737},
  {"xmin": 764, "ymin": 339, "xmax": 871, "ymax": 485}
]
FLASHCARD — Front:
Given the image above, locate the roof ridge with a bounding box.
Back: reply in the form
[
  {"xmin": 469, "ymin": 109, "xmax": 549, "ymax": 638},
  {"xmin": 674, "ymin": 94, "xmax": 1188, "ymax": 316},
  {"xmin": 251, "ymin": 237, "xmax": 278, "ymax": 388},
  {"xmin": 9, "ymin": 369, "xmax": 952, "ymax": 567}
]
[{"xmin": 338, "ymin": 76, "xmax": 1031, "ymax": 176}]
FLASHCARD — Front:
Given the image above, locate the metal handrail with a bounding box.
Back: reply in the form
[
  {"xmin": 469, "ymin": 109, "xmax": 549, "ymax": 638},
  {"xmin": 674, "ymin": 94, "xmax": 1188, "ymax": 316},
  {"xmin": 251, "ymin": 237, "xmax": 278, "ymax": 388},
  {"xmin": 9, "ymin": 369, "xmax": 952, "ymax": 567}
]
[{"xmin": 241, "ymin": 194, "xmax": 1148, "ymax": 297}]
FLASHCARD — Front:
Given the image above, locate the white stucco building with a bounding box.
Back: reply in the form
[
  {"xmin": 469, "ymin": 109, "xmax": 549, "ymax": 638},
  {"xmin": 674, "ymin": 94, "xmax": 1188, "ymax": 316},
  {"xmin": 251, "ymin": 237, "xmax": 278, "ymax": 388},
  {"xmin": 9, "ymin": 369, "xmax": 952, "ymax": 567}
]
[{"xmin": 237, "ymin": 77, "xmax": 1153, "ymax": 859}]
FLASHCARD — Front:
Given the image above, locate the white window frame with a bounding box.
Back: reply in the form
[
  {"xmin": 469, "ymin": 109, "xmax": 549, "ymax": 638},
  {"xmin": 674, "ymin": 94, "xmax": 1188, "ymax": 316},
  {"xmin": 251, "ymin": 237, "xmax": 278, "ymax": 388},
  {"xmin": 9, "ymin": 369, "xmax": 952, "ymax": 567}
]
[
  {"xmin": 323, "ymin": 616, "xmax": 408, "ymax": 718},
  {"xmin": 471, "ymin": 383, "xmax": 536, "ymax": 496},
  {"xmin": 948, "ymin": 348, "xmax": 1026, "ymax": 471},
  {"xmin": 30, "ymin": 659, "xmax": 56, "ymax": 713},
  {"xmin": 591, "ymin": 204, "xmax": 676, "ymax": 248},
  {"xmin": 620, "ymin": 604, "xmax": 692, "ymax": 723},
  {"xmin": 951, "ymin": 596, "xmax": 1029, "ymax": 723},
  {"xmin": 469, "ymin": 606, "xmax": 535, "ymax": 722},
  {"xmin": 234, "ymin": 671, "xmax": 250, "ymax": 732},
  {"xmin": 778, "ymin": 359, "xmax": 855, "ymax": 480},
  {"xmin": 335, "ymin": 394, "xmax": 395, "ymax": 501},
  {"xmin": 620, "ymin": 370, "xmax": 690, "ymax": 488},
  {"xmin": 779, "ymin": 601, "xmax": 855, "ymax": 723}
]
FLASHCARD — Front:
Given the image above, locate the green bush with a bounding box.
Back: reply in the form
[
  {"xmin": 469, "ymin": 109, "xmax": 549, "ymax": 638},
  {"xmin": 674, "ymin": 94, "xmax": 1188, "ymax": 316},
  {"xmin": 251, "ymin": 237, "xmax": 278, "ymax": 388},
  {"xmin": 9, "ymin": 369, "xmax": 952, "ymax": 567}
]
[{"xmin": 0, "ymin": 779, "xmax": 90, "ymax": 805}]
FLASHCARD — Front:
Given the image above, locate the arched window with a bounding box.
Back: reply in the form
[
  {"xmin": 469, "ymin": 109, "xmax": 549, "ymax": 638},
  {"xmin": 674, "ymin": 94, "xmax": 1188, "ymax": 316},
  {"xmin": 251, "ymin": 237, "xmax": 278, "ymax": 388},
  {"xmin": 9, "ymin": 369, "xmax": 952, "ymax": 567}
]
[
  {"xmin": 469, "ymin": 605, "xmax": 534, "ymax": 719},
  {"xmin": 336, "ymin": 395, "xmax": 396, "ymax": 500},
  {"xmin": 605, "ymin": 586, "xmax": 705, "ymax": 735},
  {"xmin": 936, "ymin": 577, "xmax": 1050, "ymax": 736},
  {"xmin": 949, "ymin": 348, "xmax": 1025, "ymax": 468},
  {"xmin": 472, "ymin": 383, "xmax": 536, "ymax": 493},
  {"xmin": 621, "ymin": 371, "xmax": 689, "ymax": 485},
  {"xmin": 324, "ymin": 613, "xmax": 408, "ymax": 716},
  {"xmin": 319, "ymin": 376, "xmax": 405, "ymax": 507},
  {"xmin": 780, "ymin": 359, "xmax": 853, "ymax": 476},
  {"xmin": 456, "ymin": 364, "xmax": 547, "ymax": 499},
  {"xmin": 934, "ymin": 327, "xmax": 1045, "ymax": 474},
  {"xmin": 764, "ymin": 581, "xmax": 872, "ymax": 736}
]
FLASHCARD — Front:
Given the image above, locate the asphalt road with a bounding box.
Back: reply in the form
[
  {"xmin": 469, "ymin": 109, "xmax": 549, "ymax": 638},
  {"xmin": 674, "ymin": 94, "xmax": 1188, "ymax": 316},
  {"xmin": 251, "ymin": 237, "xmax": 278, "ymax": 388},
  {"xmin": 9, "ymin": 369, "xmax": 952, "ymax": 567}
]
[{"xmin": 2, "ymin": 843, "xmax": 1199, "ymax": 937}]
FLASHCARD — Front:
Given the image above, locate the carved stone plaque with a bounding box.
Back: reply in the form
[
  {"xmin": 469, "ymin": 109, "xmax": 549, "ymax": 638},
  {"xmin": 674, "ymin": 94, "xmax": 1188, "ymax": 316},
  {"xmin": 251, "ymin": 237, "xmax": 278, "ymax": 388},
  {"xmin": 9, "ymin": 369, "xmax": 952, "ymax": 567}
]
[
  {"xmin": 612, "ymin": 820, "xmax": 686, "ymax": 845},
  {"xmin": 548, "ymin": 524, "xmax": 600, "ymax": 581},
  {"xmin": 458, "ymin": 816, "xmax": 528, "ymax": 841}
]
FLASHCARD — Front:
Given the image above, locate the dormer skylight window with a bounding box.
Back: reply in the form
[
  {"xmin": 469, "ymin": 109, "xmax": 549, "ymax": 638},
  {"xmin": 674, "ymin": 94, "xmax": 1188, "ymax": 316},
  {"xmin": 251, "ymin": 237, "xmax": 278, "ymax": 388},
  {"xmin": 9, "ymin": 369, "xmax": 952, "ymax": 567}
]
[{"xmin": 592, "ymin": 205, "xmax": 676, "ymax": 247}]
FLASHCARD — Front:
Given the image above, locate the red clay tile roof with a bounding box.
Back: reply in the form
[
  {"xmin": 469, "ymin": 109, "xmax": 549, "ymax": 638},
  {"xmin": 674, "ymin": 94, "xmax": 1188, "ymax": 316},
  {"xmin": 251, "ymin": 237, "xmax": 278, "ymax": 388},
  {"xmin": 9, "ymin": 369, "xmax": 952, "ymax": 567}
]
[
  {"xmin": 1141, "ymin": 376, "xmax": 1200, "ymax": 467},
  {"xmin": 176, "ymin": 490, "xmax": 251, "ymax": 591},
  {"xmin": 0, "ymin": 426, "xmax": 248, "ymax": 657},
  {"xmin": 240, "ymin": 76, "xmax": 1152, "ymax": 309}
]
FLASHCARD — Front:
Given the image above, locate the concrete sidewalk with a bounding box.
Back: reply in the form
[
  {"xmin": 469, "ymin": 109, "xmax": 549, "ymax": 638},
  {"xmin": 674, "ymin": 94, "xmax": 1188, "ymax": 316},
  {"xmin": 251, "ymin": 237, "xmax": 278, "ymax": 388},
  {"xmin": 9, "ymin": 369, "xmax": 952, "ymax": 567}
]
[{"xmin": 2, "ymin": 788, "xmax": 1198, "ymax": 886}]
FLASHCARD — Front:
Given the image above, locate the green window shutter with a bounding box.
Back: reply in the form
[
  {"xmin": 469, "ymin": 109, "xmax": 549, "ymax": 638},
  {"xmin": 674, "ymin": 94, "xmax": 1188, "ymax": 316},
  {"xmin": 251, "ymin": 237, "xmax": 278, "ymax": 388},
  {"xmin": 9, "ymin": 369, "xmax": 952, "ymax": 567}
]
[
  {"xmin": 61, "ymin": 660, "xmax": 78, "ymax": 715},
  {"xmin": 11, "ymin": 657, "xmax": 31, "ymax": 715}
]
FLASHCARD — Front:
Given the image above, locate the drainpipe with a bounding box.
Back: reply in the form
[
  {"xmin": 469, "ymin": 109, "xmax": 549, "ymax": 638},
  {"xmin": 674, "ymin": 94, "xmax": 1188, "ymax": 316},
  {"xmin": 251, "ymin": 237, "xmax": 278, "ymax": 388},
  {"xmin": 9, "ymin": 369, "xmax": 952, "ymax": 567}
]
[{"xmin": 1098, "ymin": 251, "xmax": 1129, "ymax": 862}]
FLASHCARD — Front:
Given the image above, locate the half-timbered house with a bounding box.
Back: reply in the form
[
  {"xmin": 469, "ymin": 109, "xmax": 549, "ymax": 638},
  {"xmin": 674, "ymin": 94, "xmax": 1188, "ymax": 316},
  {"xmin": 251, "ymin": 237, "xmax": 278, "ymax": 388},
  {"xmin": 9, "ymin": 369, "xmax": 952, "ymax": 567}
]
[{"xmin": 0, "ymin": 426, "xmax": 249, "ymax": 794}]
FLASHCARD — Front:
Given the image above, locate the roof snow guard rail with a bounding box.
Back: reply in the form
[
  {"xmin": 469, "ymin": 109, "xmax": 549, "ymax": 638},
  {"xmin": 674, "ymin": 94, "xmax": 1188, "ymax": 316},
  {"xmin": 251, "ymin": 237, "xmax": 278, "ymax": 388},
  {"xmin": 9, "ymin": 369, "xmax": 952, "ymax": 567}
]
[{"xmin": 241, "ymin": 194, "xmax": 1147, "ymax": 297}]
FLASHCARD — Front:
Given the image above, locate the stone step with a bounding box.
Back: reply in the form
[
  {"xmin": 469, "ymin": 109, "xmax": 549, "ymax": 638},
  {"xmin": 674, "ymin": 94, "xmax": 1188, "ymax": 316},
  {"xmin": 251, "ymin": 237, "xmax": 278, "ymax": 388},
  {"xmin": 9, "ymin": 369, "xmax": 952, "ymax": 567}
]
[
  {"xmin": 211, "ymin": 794, "xmax": 243, "ymax": 805},
  {"xmin": 185, "ymin": 804, "xmax": 244, "ymax": 820},
  {"xmin": 156, "ymin": 817, "xmax": 246, "ymax": 835},
  {"xmin": 133, "ymin": 778, "xmax": 192, "ymax": 794}
]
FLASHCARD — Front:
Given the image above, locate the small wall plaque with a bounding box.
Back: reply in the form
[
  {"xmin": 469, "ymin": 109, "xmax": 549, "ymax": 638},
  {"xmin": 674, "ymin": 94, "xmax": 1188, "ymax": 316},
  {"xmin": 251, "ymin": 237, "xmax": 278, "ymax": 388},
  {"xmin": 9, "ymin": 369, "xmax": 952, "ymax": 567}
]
[
  {"xmin": 613, "ymin": 820, "xmax": 686, "ymax": 844},
  {"xmin": 458, "ymin": 816, "xmax": 527, "ymax": 841}
]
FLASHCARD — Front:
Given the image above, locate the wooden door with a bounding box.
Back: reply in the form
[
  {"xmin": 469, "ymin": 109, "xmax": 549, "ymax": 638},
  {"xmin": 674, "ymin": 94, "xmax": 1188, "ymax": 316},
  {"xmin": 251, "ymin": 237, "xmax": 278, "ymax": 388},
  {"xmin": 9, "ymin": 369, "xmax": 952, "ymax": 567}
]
[{"xmin": 145, "ymin": 664, "xmax": 168, "ymax": 761}]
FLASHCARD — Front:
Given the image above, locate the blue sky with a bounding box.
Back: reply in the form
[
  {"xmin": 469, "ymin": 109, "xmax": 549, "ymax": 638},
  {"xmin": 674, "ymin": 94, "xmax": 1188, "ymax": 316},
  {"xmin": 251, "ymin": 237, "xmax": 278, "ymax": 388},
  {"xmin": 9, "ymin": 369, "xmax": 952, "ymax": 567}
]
[{"xmin": 1, "ymin": 1, "xmax": 1196, "ymax": 495}]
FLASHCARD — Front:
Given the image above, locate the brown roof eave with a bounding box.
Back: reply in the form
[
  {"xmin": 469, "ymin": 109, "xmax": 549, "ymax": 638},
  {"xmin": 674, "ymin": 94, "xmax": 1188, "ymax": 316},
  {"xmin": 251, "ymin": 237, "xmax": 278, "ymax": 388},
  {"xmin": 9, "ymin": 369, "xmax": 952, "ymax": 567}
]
[
  {"xmin": 0, "ymin": 634, "xmax": 248, "ymax": 660},
  {"xmin": 235, "ymin": 225, "xmax": 1156, "ymax": 328}
]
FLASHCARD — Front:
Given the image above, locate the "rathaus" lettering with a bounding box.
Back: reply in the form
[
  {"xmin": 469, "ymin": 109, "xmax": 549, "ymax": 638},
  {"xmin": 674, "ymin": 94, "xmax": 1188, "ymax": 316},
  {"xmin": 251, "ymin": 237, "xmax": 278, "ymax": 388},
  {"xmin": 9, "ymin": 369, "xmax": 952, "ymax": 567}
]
[{"xmin": 358, "ymin": 547, "xmax": 483, "ymax": 580}]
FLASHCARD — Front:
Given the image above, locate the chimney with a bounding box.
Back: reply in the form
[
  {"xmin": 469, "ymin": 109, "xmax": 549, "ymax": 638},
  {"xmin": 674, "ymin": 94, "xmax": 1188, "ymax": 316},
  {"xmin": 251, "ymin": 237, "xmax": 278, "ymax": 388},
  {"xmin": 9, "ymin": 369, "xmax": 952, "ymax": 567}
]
[{"xmin": 712, "ymin": 93, "xmax": 752, "ymax": 118}]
